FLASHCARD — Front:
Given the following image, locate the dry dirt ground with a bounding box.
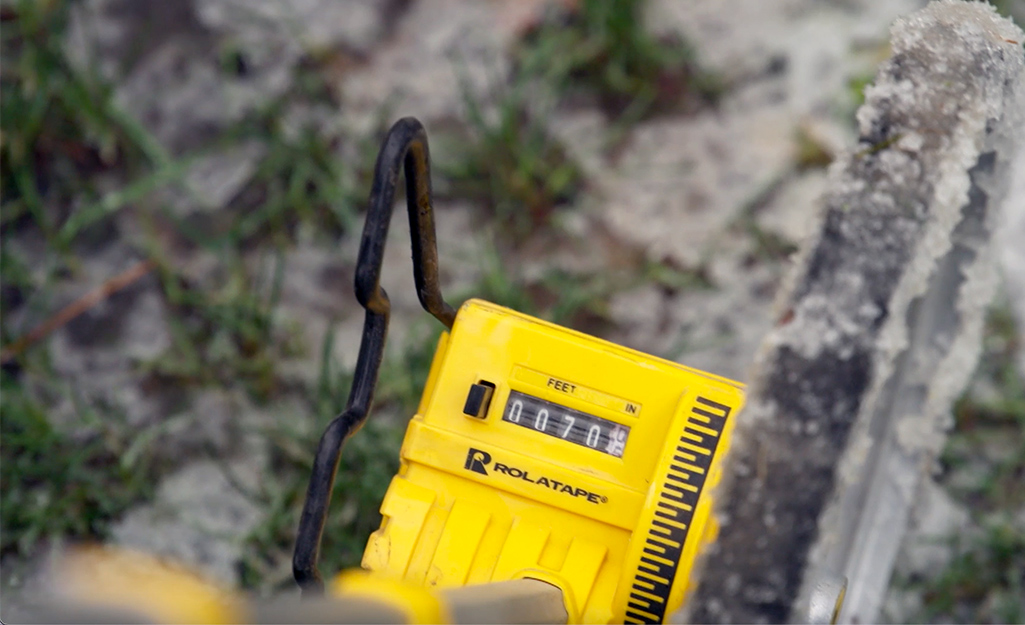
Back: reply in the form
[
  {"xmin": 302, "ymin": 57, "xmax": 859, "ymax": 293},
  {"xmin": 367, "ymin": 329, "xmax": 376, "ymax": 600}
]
[{"xmin": 1, "ymin": 0, "xmax": 1023, "ymax": 622}]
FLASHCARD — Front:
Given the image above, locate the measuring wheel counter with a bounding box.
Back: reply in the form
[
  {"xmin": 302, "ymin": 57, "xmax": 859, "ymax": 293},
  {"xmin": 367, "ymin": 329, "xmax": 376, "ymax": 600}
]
[{"xmin": 360, "ymin": 299, "xmax": 744, "ymax": 623}]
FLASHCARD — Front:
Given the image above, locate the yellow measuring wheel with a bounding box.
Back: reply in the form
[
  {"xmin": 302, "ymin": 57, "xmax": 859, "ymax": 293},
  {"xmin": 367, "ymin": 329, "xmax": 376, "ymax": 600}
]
[{"xmin": 291, "ymin": 117, "xmax": 745, "ymax": 624}]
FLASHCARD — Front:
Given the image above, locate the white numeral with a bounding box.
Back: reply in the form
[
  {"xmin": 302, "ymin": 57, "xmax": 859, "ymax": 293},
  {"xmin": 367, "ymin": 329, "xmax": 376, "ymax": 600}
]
[
  {"xmin": 561, "ymin": 415, "xmax": 576, "ymax": 438},
  {"xmin": 586, "ymin": 425, "xmax": 601, "ymax": 448},
  {"xmin": 509, "ymin": 399, "xmax": 523, "ymax": 423},
  {"xmin": 535, "ymin": 409, "xmax": 549, "ymax": 432}
]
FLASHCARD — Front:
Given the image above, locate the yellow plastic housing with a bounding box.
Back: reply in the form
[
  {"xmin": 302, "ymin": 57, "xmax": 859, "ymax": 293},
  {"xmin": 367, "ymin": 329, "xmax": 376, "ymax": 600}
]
[{"xmin": 357, "ymin": 299, "xmax": 744, "ymax": 623}]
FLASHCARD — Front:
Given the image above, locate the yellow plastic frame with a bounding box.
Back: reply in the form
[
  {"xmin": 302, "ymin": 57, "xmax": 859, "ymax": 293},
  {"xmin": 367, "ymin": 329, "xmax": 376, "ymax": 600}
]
[{"xmin": 356, "ymin": 299, "xmax": 744, "ymax": 623}]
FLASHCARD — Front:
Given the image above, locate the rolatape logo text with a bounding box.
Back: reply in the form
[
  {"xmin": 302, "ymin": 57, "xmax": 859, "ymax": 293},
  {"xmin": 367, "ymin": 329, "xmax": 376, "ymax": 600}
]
[{"xmin": 462, "ymin": 447, "xmax": 608, "ymax": 504}]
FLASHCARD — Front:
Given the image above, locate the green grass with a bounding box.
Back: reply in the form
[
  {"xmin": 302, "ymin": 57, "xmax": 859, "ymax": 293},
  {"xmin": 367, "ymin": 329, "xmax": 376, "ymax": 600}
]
[
  {"xmin": 906, "ymin": 304, "xmax": 1025, "ymax": 623},
  {"xmin": 214, "ymin": 62, "xmax": 381, "ymax": 249},
  {"xmin": 0, "ymin": 0, "xmax": 170, "ymax": 249},
  {"xmin": 944, "ymin": 306, "xmax": 1025, "ymax": 512},
  {"xmin": 0, "ymin": 0, "xmax": 161, "ymax": 557},
  {"xmin": 846, "ymin": 71, "xmax": 875, "ymax": 113},
  {"xmin": 0, "ymin": 368, "xmax": 159, "ymax": 555},
  {"xmin": 140, "ymin": 251, "xmax": 306, "ymax": 402},
  {"xmin": 237, "ymin": 325, "xmax": 403, "ymax": 592},
  {"xmin": 240, "ymin": 416, "xmax": 402, "ymax": 593},
  {"xmin": 440, "ymin": 0, "xmax": 722, "ymax": 240},
  {"xmin": 376, "ymin": 321, "xmax": 448, "ymax": 416},
  {"xmin": 515, "ymin": 0, "xmax": 723, "ymax": 122},
  {"xmin": 0, "ymin": 0, "xmax": 369, "ymax": 573},
  {"xmin": 440, "ymin": 69, "xmax": 583, "ymax": 240},
  {"xmin": 727, "ymin": 173, "xmax": 801, "ymax": 264},
  {"xmin": 919, "ymin": 520, "xmax": 1025, "ymax": 624},
  {"xmin": 236, "ymin": 317, "xmax": 412, "ymax": 593}
]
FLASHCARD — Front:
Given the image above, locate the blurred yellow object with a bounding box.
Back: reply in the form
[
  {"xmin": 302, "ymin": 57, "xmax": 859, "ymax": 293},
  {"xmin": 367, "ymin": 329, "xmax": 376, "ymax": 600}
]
[
  {"xmin": 49, "ymin": 545, "xmax": 564, "ymax": 624},
  {"xmin": 56, "ymin": 545, "xmax": 240, "ymax": 624},
  {"xmin": 332, "ymin": 569, "xmax": 449, "ymax": 623},
  {"xmin": 330, "ymin": 570, "xmax": 567, "ymax": 624}
]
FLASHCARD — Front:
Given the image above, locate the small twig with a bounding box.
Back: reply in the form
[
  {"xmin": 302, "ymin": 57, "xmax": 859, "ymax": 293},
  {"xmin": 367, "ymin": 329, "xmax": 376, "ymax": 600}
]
[{"xmin": 1, "ymin": 258, "xmax": 157, "ymax": 365}]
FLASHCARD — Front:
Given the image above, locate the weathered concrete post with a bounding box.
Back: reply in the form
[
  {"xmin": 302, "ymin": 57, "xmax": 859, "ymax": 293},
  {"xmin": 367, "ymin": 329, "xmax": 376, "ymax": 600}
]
[{"xmin": 682, "ymin": 2, "xmax": 1025, "ymax": 622}]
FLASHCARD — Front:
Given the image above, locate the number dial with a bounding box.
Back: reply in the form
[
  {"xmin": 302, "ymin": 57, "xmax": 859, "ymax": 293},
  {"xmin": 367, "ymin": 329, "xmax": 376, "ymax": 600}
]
[{"xmin": 501, "ymin": 391, "xmax": 630, "ymax": 458}]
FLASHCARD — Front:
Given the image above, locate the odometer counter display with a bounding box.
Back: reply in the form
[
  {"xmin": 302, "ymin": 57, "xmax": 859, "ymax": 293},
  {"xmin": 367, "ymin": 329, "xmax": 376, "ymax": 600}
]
[{"xmin": 501, "ymin": 390, "xmax": 630, "ymax": 457}]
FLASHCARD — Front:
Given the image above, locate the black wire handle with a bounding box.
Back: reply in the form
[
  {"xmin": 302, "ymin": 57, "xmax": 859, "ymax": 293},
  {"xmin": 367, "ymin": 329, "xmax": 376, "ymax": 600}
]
[{"xmin": 293, "ymin": 117, "xmax": 456, "ymax": 594}]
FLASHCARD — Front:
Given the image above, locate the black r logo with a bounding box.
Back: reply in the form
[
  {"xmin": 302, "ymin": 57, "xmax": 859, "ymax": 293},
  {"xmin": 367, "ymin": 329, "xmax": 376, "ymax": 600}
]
[{"xmin": 464, "ymin": 448, "xmax": 491, "ymax": 475}]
